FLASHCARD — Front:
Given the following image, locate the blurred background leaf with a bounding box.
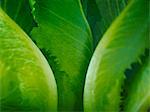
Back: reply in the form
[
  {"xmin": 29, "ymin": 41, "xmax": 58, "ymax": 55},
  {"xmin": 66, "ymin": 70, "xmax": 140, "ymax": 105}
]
[{"xmin": 0, "ymin": 0, "xmax": 35, "ymax": 34}]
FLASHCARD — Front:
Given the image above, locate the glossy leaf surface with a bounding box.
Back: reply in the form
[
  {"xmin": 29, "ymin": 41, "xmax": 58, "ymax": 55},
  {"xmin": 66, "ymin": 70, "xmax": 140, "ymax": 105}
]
[
  {"xmin": 0, "ymin": 8, "xmax": 57, "ymax": 111},
  {"xmin": 84, "ymin": 0, "xmax": 149, "ymax": 111}
]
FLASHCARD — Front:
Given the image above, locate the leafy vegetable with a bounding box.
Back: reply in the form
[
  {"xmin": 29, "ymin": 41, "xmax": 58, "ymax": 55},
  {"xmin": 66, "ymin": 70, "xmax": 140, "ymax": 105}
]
[
  {"xmin": 124, "ymin": 54, "xmax": 150, "ymax": 111},
  {"xmin": 0, "ymin": 0, "xmax": 149, "ymax": 111},
  {"xmin": 84, "ymin": 0, "xmax": 149, "ymax": 111},
  {"xmin": 0, "ymin": 0, "xmax": 35, "ymax": 34},
  {"xmin": 29, "ymin": 0, "xmax": 93, "ymax": 111},
  {"xmin": 82, "ymin": 0, "xmax": 127, "ymax": 47},
  {"xmin": 0, "ymin": 8, "xmax": 57, "ymax": 111}
]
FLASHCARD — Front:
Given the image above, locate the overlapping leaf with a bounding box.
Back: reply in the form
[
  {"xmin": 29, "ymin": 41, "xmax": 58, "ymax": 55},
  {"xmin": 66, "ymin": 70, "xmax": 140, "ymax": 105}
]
[
  {"xmin": 29, "ymin": 0, "xmax": 93, "ymax": 111},
  {"xmin": 0, "ymin": 8, "xmax": 57, "ymax": 111},
  {"xmin": 124, "ymin": 52, "xmax": 150, "ymax": 111},
  {"xmin": 84, "ymin": 0, "xmax": 149, "ymax": 111},
  {"xmin": 82, "ymin": 0, "xmax": 127, "ymax": 47},
  {"xmin": 0, "ymin": 0, "xmax": 35, "ymax": 34}
]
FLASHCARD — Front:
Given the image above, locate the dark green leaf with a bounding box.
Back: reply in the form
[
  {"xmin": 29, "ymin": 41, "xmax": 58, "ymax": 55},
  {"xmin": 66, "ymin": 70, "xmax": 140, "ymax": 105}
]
[
  {"xmin": 0, "ymin": 0, "xmax": 35, "ymax": 34},
  {"xmin": 30, "ymin": 0, "xmax": 93, "ymax": 111},
  {"xmin": 82, "ymin": 0, "xmax": 127, "ymax": 47}
]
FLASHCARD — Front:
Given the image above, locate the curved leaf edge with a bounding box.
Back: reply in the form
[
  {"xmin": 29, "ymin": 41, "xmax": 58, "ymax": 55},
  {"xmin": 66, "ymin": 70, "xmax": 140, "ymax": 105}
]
[{"xmin": 120, "ymin": 49, "xmax": 149, "ymax": 111}]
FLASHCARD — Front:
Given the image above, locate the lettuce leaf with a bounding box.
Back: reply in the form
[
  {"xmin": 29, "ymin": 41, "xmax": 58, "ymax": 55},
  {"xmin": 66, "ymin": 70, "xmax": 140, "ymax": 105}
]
[
  {"xmin": 0, "ymin": 8, "xmax": 57, "ymax": 111},
  {"xmin": 84, "ymin": 0, "xmax": 149, "ymax": 111},
  {"xmin": 124, "ymin": 54, "xmax": 150, "ymax": 111},
  {"xmin": 29, "ymin": 0, "xmax": 93, "ymax": 111}
]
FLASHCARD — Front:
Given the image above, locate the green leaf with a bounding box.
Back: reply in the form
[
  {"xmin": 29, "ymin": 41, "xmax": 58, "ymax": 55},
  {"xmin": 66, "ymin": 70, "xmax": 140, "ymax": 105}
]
[
  {"xmin": 82, "ymin": 0, "xmax": 127, "ymax": 47},
  {"xmin": 29, "ymin": 0, "xmax": 93, "ymax": 111},
  {"xmin": 84, "ymin": 0, "xmax": 149, "ymax": 111},
  {"xmin": 124, "ymin": 55, "xmax": 150, "ymax": 111},
  {"xmin": 0, "ymin": 0, "xmax": 35, "ymax": 34},
  {"xmin": 0, "ymin": 8, "xmax": 57, "ymax": 111}
]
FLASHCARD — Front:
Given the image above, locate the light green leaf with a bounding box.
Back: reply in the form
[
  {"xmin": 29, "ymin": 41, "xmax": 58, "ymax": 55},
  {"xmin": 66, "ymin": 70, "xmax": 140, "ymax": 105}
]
[
  {"xmin": 0, "ymin": 8, "xmax": 57, "ymax": 111},
  {"xmin": 84, "ymin": 0, "xmax": 149, "ymax": 111},
  {"xmin": 82, "ymin": 0, "xmax": 127, "ymax": 47},
  {"xmin": 0, "ymin": 0, "xmax": 35, "ymax": 34},
  {"xmin": 29, "ymin": 0, "xmax": 93, "ymax": 111},
  {"xmin": 124, "ymin": 56, "xmax": 150, "ymax": 112}
]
